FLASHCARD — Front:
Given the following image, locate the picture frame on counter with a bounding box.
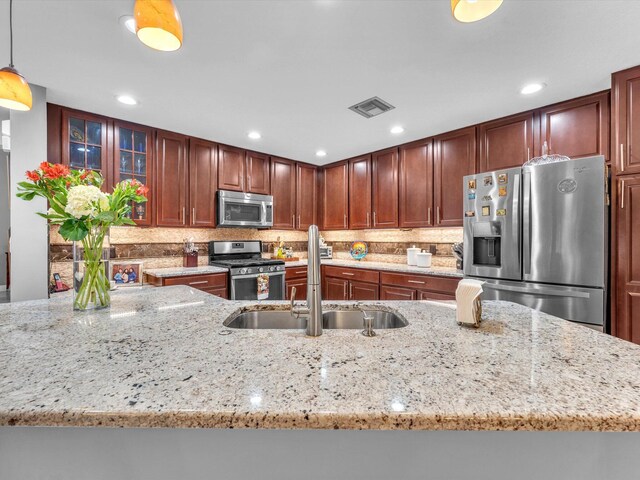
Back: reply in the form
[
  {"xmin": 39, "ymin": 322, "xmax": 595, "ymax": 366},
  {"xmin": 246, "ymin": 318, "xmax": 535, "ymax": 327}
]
[{"xmin": 111, "ymin": 261, "xmax": 143, "ymax": 287}]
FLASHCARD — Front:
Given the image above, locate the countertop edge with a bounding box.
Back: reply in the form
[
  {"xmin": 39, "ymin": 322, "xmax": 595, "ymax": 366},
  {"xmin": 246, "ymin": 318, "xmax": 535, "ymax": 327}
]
[{"xmin": 2, "ymin": 412, "xmax": 639, "ymax": 432}]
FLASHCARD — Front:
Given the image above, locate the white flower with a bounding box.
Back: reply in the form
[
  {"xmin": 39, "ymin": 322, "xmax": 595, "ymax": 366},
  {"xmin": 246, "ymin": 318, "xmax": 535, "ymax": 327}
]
[{"xmin": 65, "ymin": 185, "xmax": 107, "ymax": 219}]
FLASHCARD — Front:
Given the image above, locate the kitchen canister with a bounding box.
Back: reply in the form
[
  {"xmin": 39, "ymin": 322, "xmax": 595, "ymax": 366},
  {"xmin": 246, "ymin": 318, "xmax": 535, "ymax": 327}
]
[
  {"xmin": 416, "ymin": 250, "xmax": 432, "ymax": 268},
  {"xmin": 407, "ymin": 246, "xmax": 421, "ymax": 266}
]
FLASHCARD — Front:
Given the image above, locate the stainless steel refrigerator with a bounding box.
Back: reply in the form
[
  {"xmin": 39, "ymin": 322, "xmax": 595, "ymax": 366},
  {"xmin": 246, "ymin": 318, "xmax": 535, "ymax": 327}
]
[{"xmin": 463, "ymin": 156, "xmax": 608, "ymax": 327}]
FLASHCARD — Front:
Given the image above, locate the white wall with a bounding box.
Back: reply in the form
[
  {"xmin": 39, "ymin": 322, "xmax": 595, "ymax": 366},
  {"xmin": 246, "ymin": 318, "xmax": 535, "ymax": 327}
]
[
  {"xmin": 0, "ymin": 109, "xmax": 9, "ymax": 289},
  {"xmin": 9, "ymin": 85, "xmax": 49, "ymax": 302}
]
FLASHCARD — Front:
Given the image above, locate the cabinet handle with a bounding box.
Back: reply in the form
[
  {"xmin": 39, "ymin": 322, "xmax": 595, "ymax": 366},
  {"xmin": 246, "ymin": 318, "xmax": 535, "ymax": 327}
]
[
  {"xmin": 436, "ymin": 206, "xmax": 441, "ymax": 224},
  {"xmin": 428, "ymin": 207, "xmax": 431, "ymax": 224},
  {"xmin": 188, "ymin": 280, "xmax": 208, "ymax": 286},
  {"xmin": 620, "ymin": 144, "xmax": 625, "ymax": 173},
  {"xmin": 343, "ymin": 282, "xmax": 348, "ymax": 299},
  {"xmin": 192, "ymin": 207, "xmax": 196, "ymax": 224},
  {"xmin": 373, "ymin": 211, "xmax": 377, "ymax": 225},
  {"xmin": 298, "ymin": 215, "xmax": 301, "ymax": 228},
  {"xmin": 295, "ymin": 270, "xmax": 306, "ymax": 275},
  {"xmin": 344, "ymin": 214, "xmax": 347, "ymax": 228},
  {"xmin": 527, "ymin": 147, "xmax": 530, "ymax": 161},
  {"xmin": 182, "ymin": 207, "xmax": 186, "ymax": 225},
  {"xmin": 408, "ymin": 280, "xmax": 426, "ymax": 285},
  {"xmin": 621, "ymin": 179, "xmax": 625, "ymax": 209},
  {"xmin": 342, "ymin": 272, "xmax": 355, "ymax": 276},
  {"xmin": 349, "ymin": 283, "xmax": 353, "ymax": 299},
  {"xmin": 292, "ymin": 214, "xmax": 295, "ymax": 228},
  {"xmin": 366, "ymin": 211, "xmax": 370, "ymax": 227}
]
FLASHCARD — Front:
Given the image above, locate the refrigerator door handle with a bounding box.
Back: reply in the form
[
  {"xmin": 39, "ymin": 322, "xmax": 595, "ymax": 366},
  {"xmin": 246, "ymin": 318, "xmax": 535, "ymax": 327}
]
[
  {"xmin": 484, "ymin": 283, "xmax": 591, "ymax": 299},
  {"xmin": 522, "ymin": 171, "xmax": 531, "ymax": 276},
  {"xmin": 512, "ymin": 172, "xmax": 521, "ymax": 266}
]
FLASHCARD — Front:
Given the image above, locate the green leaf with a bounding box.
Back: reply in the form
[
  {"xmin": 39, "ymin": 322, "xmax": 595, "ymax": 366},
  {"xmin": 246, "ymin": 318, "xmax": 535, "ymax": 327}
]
[
  {"xmin": 59, "ymin": 219, "xmax": 89, "ymax": 241},
  {"xmin": 120, "ymin": 217, "xmax": 137, "ymax": 226},
  {"xmin": 95, "ymin": 211, "xmax": 117, "ymax": 223},
  {"xmin": 17, "ymin": 191, "xmax": 37, "ymax": 201}
]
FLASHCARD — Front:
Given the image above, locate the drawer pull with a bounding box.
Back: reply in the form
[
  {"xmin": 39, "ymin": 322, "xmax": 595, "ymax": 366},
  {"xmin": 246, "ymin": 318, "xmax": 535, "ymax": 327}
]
[
  {"xmin": 408, "ymin": 280, "xmax": 426, "ymax": 284},
  {"xmin": 342, "ymin": 272, "xmax": 355, "ymax": 276},
  {"xmin": 296, "ymin": 270, "xmax": 307, "ymax": 275},
  {"xmin": 189, "ymin": 280, "xmax": 209, "ymax": 286}
]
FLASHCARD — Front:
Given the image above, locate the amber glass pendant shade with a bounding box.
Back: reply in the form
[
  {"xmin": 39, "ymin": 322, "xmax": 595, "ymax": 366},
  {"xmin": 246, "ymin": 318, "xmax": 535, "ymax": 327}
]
[
  {"xmin": 0, "ymin": 66, "xmax": 32, "ymax": 111},
  {"xmin": 134, "ymin": 0, "xmax": 183, "ymax": 52},
  {"xmin": 451, "ymin": 0, "xmax": 503, "ymax": 23}
]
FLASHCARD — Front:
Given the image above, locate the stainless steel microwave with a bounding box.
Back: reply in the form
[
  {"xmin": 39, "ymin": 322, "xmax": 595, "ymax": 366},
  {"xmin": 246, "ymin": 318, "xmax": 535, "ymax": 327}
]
[{"xmin": 217, "ymin": 190, "xmax": 273, "ymax": 228}]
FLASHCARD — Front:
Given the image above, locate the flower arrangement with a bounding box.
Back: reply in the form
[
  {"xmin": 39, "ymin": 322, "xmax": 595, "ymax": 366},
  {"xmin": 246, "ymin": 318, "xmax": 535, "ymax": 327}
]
[{"xmin": 17, "ymin": 162, "xmax": 149, "ymax": 310}]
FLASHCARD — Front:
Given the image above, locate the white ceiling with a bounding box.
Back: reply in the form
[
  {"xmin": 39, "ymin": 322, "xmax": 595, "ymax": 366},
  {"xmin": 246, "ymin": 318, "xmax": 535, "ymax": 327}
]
[{"xmin": 2, "ymin": 0, "xmax": 640, "ymax": 165}]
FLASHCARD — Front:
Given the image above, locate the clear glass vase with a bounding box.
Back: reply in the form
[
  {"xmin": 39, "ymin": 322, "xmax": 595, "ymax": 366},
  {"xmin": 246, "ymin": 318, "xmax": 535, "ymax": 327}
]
[{"xmin": 72, "ymin": 227, "xmax": 111, "ymax": 311}]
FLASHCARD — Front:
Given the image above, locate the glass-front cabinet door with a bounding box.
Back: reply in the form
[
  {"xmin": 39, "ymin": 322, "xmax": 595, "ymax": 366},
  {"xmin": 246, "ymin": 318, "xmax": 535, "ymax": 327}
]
[
  {"xmin": 113, "ymin": 121, "xmax": 154, "ymax": 226},
  {"xmin": 62, "ymin": 110, "xmax": 110, "ymax": 187}
]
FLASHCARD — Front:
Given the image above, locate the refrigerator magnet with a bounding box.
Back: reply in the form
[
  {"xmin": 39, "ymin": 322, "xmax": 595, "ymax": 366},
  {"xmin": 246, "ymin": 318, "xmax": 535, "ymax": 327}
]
[
  {"xmin": 468, "ymin": 192, "xmax": 476, "ymax": 200},
  {"xmin": 499, "ymin": 186, "xmax": 507, "ymax": 197},
  {"xmin": 482, "ymin": 205, "xmax": 491, "ymax": 216},
  {"xmin": 483, "ymin": 176, "xmax": 493, "ymax": 186},
  {"xmin": 468, "ymin": 179, "xmax": 476, "ymax": 190},
  {"xmin": 465, "ymin": 210, "xmax": 475, "ymax": 217},
  {"xmin": 482, "ymin": 195, "xmax": 492, "ymax": 201},
  {"xmin": 498, "ymin": 174, "xmax": 508, "ymax": 184},
  {"xmin": 496, "ymin": 208, "xmax": 507, "ymax": 216}
]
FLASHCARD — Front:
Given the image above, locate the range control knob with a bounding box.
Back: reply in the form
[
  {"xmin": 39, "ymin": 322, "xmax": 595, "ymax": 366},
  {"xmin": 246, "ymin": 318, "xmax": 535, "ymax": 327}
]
[
  {"xmin": 258, "ymin": 267, "xmax": 264, "ymax": 273},
  {"xmin": 269, "ymin": 266, "xmax": 275, "ymax": 272},
  {"xmin": 240, "ymin": 268, "xmax": 247, "ymax": 275}
]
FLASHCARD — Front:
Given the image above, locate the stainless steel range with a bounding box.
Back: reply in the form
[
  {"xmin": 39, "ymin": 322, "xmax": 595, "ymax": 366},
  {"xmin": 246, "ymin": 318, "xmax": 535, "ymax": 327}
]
[{"xmin": 209, "ymin": 241, "xmax": 285, "ymax": 300}]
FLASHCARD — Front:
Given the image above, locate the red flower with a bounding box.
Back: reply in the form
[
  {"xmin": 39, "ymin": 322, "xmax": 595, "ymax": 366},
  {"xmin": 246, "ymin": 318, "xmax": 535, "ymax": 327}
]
[
  {"xmin": 136, "ymin": 185, "xmax": 149, "ymax": 197},
  {"xmin": 80, "ymin": 171, "xmax": 89, "ymax": 180},
  {"xmin": 26, "ymin": 170, "xmax": 41, "ymax": 182},
  {"xmin": 130, "ymin": 178, "xmax": 141, "ymax": 186},
  {"xmin": 43, "ymin": 163, "xmax": 70, "ymax": 179}
]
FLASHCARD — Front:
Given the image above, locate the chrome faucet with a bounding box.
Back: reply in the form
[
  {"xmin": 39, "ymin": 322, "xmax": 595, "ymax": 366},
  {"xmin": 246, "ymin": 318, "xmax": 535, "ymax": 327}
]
[{"xmin": 290, "ymin": 225, "xmax": 323, "ymax": 336}]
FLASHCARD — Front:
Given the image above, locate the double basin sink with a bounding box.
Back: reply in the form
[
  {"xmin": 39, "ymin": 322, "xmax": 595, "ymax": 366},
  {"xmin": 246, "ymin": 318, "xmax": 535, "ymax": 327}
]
[{"xmin": 224, "ymin": 309, "xmax": 408, "ymax": 330}]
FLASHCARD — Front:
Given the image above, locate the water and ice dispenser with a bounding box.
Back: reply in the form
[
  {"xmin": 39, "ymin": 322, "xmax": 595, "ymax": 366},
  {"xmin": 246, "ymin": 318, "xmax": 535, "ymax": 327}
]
[{"xmin": 472, "ymin": 222, "xmax": 501, "ymax": 267}]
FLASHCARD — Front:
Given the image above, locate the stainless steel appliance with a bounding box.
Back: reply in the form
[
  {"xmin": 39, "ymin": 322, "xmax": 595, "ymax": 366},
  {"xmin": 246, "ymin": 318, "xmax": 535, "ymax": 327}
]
[
  {"xmin": 463, "ymin": 156, "xmax": 608, "ymax": 327},
  {"xmin": 319, "ymin": 245, "xmax": 333, "ymax": 259},
  {"xmin": 217, "ymin": 190, "xmax": 273, "ymax": 228},
  {"xmin": 209, "ymin": 240, "xmax": 285, "ymax": 300}
]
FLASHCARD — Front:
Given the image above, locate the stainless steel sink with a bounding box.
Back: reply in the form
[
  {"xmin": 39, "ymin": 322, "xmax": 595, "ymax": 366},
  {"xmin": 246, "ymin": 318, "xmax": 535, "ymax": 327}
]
[
  {"xmin": 223, "ymin": 309, "xmax": 408, "ymax": 330},
  {"xmin": 322, "ymin": 310, "xmax": 407, "ymax": 329}
]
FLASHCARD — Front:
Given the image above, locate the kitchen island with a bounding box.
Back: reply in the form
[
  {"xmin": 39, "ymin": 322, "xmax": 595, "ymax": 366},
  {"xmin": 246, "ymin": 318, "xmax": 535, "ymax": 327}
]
[{"xmin": 1, "ymin": 286, "xmax": 640, "ymax": 479}]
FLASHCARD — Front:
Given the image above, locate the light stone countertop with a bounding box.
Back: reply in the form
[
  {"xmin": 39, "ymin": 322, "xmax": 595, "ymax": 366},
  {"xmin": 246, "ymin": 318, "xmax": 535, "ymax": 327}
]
[
  {"xmin": 285, "ymin": 258, "xmax": 463, "ymax": 278},
  {"xmin": 1, "ymin": 286, "xmax": 639, "ymax": 431},
  {"xmin": 144, "ymin": 265, "xmax": 229, "ymax": 277}
]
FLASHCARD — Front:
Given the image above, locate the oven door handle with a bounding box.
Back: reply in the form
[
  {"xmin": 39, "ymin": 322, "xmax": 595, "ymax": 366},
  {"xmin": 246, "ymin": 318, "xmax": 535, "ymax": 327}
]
[{"xmin": 232, "ymin": 272, "xmax": 286, "ymax": 280}]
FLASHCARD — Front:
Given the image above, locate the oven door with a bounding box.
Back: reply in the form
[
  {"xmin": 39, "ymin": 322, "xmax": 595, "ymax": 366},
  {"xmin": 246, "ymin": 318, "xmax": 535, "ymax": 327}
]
[
  {"xmin": 218, "ymin": 192, "xmax": 273, "ymax": 227},
  {"xmin": 230, "ymin": 272, "xmax": 285, "ymax": 301}
]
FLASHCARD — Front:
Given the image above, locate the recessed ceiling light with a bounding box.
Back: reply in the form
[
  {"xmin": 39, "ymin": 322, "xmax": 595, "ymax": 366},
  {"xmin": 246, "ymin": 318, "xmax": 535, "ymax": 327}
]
[
  {"xmin": 390, "ymin": 126, "xmax": 404, "ymax": 134},
  {"xmin": 248, "ymin": 131, "xmax": 261, "ymax": 140},
  {"xmin": 316, "ymin": 150, "xmax": 327, "ymax": 158},
  {"xmin": 451, "ymin": 0, "xmax": 503, "ymax": 23},
  {"xmin": 117, "ymin": 95, "xmax": 138, "ymax": 105},
  {"xmin": 119, "ymin": 15, "xmax": 136, "ymax": 34},
  {"xmin": 520, "ymin": 83, "xmax": 546, "ymax": 95}
]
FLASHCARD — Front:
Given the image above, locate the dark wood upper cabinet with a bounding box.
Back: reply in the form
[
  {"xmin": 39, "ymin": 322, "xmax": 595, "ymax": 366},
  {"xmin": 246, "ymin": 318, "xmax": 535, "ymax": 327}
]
[
  {"xmin": 399, "ymin": 139, "xmax": 433, "ymax": 228},
  {"xmin": 218, "ymin": 145, "xmax": 245, "ymax": 192},
  {"xmin": 478, "ymin": 111, "xmax": 534, "ymax": 172},
  {"xmin": 320, "ymin": 162, "xmax": 349, "ymax": 230},
  {"xmin": 188, "ymin": 138, "xmax": 218, "ymax": 228},
  {"xmin": 155, "ymin": 130, "xmax": 188, "ymax": 227},
  {"xmin": 612, "ymin": 67, "xmax": 640, "ymax": 175},
  {"xmin": 113, "ymin": 121, "xmax": 154, "ymax": 226},
  {"xmin": 434, "ymin": 126, "xmax": 476, "ymax": 227},
  {"xmin": 270, "ymin": 157, "xmax": 297, "ymax": 230},
  {"xmin": 61, "ymin": 109, "xmax": 111, "ymax": 189},
  {"xmin": 614, "ymin": 175, "xmax": 640, "ymax": 344},
  {"xmin": 245, "ymin": 151, "xmax": 270, "ymax": 195},
  {"xmin": 296, "ymin": 163, "xmax": 317, "ymax": 230},
  {"xmin": 537, "ymin": 91, "xmax": 610, "ymax": 162},
  {"xmin": 348, "ymin": 155, "xmax": 372, "ymax": 229},
  {"xmin": 372, "ymin": 147, "xmax": 399, "ymax": 228}
]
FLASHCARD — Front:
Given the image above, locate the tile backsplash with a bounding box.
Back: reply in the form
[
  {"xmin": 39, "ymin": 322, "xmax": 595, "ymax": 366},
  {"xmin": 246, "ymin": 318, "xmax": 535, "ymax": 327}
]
[{"xmin": 49, "ymin": 226, "xmax": 463, "ymax": 284}]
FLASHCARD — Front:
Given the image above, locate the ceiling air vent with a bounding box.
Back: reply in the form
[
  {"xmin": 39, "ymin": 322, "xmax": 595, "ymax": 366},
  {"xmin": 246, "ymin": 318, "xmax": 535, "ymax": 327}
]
[{"xmin": 348, "ymin": 96, "xmax": 395, "ymax": 119}]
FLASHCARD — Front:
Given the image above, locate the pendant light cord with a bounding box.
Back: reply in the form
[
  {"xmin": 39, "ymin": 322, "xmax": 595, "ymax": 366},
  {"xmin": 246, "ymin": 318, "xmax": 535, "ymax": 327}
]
[{"xmin": 9, "ymin": 0, "xmax": 14, "ymax": 67}]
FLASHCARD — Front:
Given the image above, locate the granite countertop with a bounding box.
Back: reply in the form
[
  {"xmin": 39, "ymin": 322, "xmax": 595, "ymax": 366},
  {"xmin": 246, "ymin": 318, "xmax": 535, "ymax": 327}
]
[
  {"xmin": 144, "ymin": 265, "xmax": 229, "ymax": 277},
  {"xmin": 1, "ymin": 286, "xmax": 639, "ymax": 431},
  {"xmin": 284, "ymin": 258, "xmax": 463, "ymax": 278}
]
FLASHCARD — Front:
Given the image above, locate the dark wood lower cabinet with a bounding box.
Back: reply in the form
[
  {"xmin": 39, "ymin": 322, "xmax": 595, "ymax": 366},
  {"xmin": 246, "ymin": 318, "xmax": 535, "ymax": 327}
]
[
  {"xmin": 614, "ymin": 175, "xmax": 640, "ymax": 343},
  {"xmin": 285, "ymin": 266, "xmax": 308, "ymax": 300},
  {"xmin": 350, "ymin": 281, "xmax": 379, "ymax": 300},
  {"xmin": 144, "ymin": 272, "xmax": 228, "ymax": 299},
  {"xmin": 418, "ymin": 291, "xmax": 455, "ymax": 301},
  {"xmin": 381, "ymin": 285, "xmax": 416, "ymax": 301},
  {"xmin": 323, "ymin": 276, "xmax": 349, "ymax": 300}
]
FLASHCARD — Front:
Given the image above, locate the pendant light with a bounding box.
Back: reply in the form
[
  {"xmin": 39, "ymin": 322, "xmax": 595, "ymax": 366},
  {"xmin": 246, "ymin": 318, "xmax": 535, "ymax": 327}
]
[
  {"xmin": 134, "ymin": 0, "xmax": 183, "ymax": 52},
  {"xmin": 0, "ymin": 0, "xmax": 32, "ymax": 111},
  {"xmin": 451, "ymin": 0, "xmax": 503, "ymax": 23}
]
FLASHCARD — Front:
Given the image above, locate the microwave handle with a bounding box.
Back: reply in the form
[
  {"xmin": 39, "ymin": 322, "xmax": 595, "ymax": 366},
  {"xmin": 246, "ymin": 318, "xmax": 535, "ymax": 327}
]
[{"xmin": 262, "ymin": 202, "xmax": 267, "ymax": 223}]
